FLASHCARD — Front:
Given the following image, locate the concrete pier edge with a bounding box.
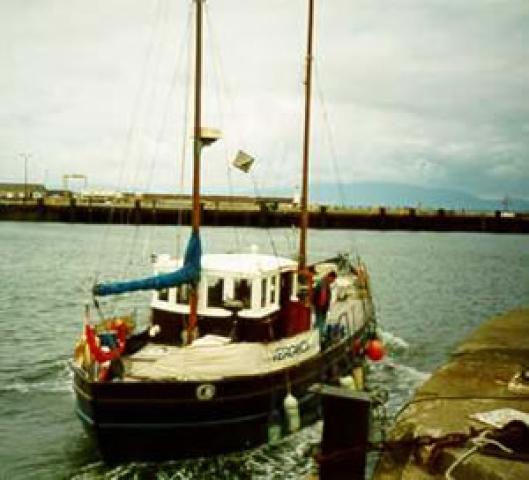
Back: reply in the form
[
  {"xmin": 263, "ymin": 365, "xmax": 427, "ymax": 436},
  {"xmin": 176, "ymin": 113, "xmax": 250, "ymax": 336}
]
[{"xmin": 374, "ymin": 307, "xmax": 529, "ymax": 480}]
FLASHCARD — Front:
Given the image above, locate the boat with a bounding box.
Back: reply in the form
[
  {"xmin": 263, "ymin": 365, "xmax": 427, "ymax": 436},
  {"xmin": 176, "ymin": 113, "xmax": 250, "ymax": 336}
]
[{"xmin": 71, "ymin": 0, "xmax": 379, "ymax": 461}]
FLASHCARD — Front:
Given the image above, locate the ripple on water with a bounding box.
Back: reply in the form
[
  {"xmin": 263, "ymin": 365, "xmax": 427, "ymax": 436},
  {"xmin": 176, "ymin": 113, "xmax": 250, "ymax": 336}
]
[{"xmin": 1, "ymin": 224, "xmax": 528, "ymax": 479}]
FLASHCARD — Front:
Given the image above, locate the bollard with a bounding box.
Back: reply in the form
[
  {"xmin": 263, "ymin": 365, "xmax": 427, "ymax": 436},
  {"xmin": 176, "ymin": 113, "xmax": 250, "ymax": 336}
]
[{"xmin": 310, "ymin": 384, "xmax": 371, "ymax": 480}]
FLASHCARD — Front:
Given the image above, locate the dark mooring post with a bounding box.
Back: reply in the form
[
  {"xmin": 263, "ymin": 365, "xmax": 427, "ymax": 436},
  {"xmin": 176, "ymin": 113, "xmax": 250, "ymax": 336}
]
[{"xmin": 310, "ymin": 384, "xmax": 371, "ymax": 480}]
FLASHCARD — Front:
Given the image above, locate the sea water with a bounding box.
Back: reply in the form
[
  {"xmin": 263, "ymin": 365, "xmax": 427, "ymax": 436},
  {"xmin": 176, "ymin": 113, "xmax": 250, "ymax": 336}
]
[{"xmin": 1, "ymin": 221, "xmax": 528, "ymax": 479}]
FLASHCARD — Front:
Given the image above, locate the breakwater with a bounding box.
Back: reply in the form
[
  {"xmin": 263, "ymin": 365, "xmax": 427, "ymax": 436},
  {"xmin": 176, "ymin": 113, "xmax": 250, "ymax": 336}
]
[
  {"xmin": 1, "ymin": 199, "xmax": 528, "ymax": 233},
  {"xmin": 374, "ymin": 308, "xmax": 529, "ymax": 480}
]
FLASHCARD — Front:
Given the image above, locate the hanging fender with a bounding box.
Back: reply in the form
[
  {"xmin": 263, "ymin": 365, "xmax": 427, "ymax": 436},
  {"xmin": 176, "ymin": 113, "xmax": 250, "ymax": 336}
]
[{"xmin": 85, "ymin": 323, "xmax": 127, "ymax": 364}]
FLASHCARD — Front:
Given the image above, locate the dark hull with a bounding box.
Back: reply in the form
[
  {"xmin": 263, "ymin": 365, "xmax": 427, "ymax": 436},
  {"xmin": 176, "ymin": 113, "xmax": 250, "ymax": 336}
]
[{"xmin": 72, "ymin": 337, "xmax": 357, "ymax": 461}]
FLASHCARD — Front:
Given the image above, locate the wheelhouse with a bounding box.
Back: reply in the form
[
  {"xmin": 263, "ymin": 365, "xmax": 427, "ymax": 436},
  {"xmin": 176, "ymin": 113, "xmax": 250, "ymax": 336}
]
[{"xmin": 150, "ymin": 253, "xmax": 304, "ymax": 344}]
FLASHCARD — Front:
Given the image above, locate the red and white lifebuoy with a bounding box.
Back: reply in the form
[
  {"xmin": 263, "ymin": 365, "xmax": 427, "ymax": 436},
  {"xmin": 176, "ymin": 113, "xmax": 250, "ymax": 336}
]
[{"xmin": 85, "ymin": 322, "xmax": 127, "ymax": 364}]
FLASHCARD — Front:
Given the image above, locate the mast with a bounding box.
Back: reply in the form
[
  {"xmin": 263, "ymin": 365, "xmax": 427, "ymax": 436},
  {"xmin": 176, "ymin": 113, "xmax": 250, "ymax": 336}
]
[
  {"xmin": 189, "ymin": 0, "xmax": 203, "ymax": 342},
  {"xmin": 299, "ymin": 0, "xmax": 314, "ymax": 270},
  {"xmin": 192, "ymin": 0, "xmax": 203, "ymax": 234}
]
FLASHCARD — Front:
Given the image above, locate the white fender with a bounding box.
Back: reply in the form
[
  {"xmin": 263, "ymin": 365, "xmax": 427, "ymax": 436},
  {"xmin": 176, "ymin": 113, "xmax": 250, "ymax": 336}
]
[
  {"xmin": 339, "ymin": 375, "xmax": 356, "ymax": 390},
  {"xmin": 283, "ymin": 393, "xmax": 300, "ymax": 433}
]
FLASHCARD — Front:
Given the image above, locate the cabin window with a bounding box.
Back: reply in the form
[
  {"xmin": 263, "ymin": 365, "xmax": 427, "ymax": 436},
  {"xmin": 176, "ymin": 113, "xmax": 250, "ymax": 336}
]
[
  {"xmin": 207, "ymin": 277, "xmax": 224, "ymax": 308},
  {"xmin": 175, "ymin": 284, "xmax": 189, "ymax": 304},
  {"xmin": 261, "ymin": 277, "xmax": 268, "ymax": 307},
  {"xmin": 270, "ymin": 275, "xmax": 277, "ymax": 304},
  {"xmin": 234, "ymin": 278, "xmax": 252, "ymax": 309},
  {"xmin": 158, "ymin": 288, "xmax": 169, "ymax": 301}
]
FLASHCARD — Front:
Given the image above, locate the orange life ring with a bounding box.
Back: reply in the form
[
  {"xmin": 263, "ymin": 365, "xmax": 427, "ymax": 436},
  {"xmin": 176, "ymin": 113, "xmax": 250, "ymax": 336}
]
[{"xmin": 85, "ymin": 322, "xmax": 127, "ymax": 363}]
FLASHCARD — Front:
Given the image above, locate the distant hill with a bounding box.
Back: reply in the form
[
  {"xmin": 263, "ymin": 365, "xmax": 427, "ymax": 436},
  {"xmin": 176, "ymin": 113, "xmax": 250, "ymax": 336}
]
[
  {"xmin": 264, "ymin": 182, "xmax": 529, "ymax": 212},
  {"xmin": 83, "ymin": 179, "xmax": 528, "ymax": 212}
]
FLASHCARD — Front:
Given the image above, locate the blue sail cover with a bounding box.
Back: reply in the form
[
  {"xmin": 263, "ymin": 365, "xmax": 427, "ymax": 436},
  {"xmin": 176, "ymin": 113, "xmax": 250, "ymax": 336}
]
[{"xmin": 93, "ymin": 232, "xmax": 201, "ymax": 297}]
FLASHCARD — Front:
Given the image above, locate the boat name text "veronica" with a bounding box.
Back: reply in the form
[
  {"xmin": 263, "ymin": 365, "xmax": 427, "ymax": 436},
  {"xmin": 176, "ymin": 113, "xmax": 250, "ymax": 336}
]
[{"xmin": 272, "ymin": 340, "xmax": 311, "ymax": 361}]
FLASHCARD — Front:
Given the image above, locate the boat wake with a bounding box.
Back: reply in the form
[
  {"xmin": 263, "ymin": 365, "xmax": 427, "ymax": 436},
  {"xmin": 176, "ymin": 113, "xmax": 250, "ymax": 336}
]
[
  {"xmin": 71, "ymin": 425, "xmax": 322, "ymax": 479},
  {"xmin": 367, "ymin": 358, "xmax": 431, "ymax": 417},
  {"xmin": 378, "ymin": 328, "xmax": 409, "ymax": 354}
]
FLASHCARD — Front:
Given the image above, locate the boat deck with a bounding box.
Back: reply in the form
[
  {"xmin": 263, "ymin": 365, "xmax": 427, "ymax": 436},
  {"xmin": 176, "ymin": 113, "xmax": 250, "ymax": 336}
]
[{"xmin": 124, "ymin": 330, "xmax": 320, "ymax": 381}]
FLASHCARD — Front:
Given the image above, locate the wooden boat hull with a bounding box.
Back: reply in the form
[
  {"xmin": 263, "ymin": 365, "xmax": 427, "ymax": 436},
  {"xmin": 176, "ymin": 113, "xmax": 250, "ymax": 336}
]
[{"xmin": 72, "ymin": 337, "xmax": 357, "ymax": 461}]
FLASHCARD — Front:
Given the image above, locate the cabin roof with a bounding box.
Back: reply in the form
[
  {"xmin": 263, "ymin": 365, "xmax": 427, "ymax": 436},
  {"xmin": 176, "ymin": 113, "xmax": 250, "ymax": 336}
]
[
  {"xmin": 156, "ymin": 252, "xmax": 297, "ymax": 276},
  {"xmin": 203, "ymin": 253, "xmax": 297, "ymax": 275}
]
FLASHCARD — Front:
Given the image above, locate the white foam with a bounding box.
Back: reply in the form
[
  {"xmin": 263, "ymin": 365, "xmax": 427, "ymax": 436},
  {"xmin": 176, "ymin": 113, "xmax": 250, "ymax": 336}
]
[{"xmin": 378, "ymin": 329, "xmax": 409, "ymax": 352}]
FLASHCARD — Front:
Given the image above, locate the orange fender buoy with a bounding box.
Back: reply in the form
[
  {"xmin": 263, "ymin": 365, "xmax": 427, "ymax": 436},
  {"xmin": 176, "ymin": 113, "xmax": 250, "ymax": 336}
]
[{"xmin": 365, "ymin": 338, "xmax": 385, "ymax": 361}]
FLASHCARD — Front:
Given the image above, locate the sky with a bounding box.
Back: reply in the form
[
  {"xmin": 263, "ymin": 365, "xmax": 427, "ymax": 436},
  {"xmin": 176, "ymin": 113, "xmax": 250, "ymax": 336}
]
[{"xmin": 1, "ymin": 0, "xmax": 528, "ymax": 200}]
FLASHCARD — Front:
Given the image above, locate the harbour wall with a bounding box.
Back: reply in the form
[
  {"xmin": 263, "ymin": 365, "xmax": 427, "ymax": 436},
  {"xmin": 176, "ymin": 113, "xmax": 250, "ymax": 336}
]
[
  {"xmin": 373, "ymin": 308, "xmax": 529, "ymax": 479},
  {"xmin": 1, "ymin": 199, "xmax": 528, "ymax": 233}
]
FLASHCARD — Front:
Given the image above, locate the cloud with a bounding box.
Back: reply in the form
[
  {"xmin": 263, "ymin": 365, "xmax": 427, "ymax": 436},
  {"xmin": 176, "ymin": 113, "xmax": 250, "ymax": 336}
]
[{"xmin": 0, "ymin": 0, "xmax": 528, "ymax": 199}]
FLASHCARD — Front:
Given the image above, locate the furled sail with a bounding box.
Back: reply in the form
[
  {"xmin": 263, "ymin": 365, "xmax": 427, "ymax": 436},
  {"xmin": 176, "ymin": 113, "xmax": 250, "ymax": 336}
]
[{"xmin": 93, "ymin": 232, "xmax": 201, "ymax": 297}]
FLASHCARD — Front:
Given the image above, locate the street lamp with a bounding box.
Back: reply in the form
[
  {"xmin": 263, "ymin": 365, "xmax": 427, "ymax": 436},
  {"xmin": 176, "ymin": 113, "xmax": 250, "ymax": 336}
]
[{"xmin": 20, "ymin": 153, "xmax": 31, "ymax": 202}]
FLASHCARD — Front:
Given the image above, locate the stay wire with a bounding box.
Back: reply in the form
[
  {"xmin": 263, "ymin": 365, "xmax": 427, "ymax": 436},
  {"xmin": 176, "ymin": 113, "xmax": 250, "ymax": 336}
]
[
  {"xmin": 120, "ymin": 0, "xmax": 170, "ymax": 246},
  {"xmin": 250, "ymin": 172, "xmax": 280, "ymax": 259},
  {"xmin": 137, "ymin": 5, "xmax": 193, "ymax": 264},
  {"xmin": 313, "ymin": 64, "xmax": 346, "ymax": 208},
  {"xmin": 204, "ymin": 4, "xmax": 242, "ymax": 252},
  {"xmin": 206, "ymin": 4, "xmax": 289, "ymax": 260},
  {"xmin": 279, "ymin": 140, "xmax": 298, "ymax": 259},
  {"xmin": 314, "ymin": 62, "xmax": 360, "ymax": 259},
  {"xmin": 119, "ymin": 1, "xmax": 191, "ymax": 280},
  {"xmin": 119, "ymin": 0, "xmax": 175, "ymax": 279},
  {"xmin": 92, "ymin": 0, "xmax": 165, "ymax": 290},
  {"xmin": 127, "ymin": 0, "xmax": 173, "ymax": 194},
  {"xmin": 175, "ymin": 6, "xmax": 194, "ymax": 259}
]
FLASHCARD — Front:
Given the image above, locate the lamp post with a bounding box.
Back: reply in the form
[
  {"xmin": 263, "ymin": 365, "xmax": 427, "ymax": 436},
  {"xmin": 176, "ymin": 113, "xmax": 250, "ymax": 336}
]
[{"xmin": 20, "ymin": 153, "xmax": 31, "ymax": 202}]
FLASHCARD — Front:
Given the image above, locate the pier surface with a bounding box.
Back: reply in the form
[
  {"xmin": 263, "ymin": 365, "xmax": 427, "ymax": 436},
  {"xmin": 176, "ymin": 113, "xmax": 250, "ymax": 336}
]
[{"xmin": 374, "ymin": 308, "xmax": 529, "ymax": 479}]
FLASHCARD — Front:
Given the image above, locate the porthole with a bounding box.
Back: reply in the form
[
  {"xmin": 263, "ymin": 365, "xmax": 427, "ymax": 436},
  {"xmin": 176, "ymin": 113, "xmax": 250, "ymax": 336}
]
[{"xmin": 196, "ymin": 383, "xmax": 216, "ymax": 401}]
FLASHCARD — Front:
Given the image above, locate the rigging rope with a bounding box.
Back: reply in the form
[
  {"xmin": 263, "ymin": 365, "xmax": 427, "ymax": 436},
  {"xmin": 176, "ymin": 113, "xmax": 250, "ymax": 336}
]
[
  {"xmin": 249, "ymin": 173, "xmax": 280, "ymax": 259},
  {"xmin": 204, "ymin": 4, "xmax": 242, "ymax": 252},
  {"xmin": 138, "ymin": 5, "xmax": 193, "ymax": 264},
  {"xmin": 175, "ymin": 7, "xmax": 194, "ymax": 258},
  {"xmin": 444, "ymin": 430, "xmax": 513, "ymax": 480},
  {"xmin": 313, "ymin": 64, "xmax": 347, "ymax": 208},
  {"xmin": 121, "ymin": 1, "xmax": 193, "ymax": 283},
  {"xmin": 127, "ymin": 0, "xmax": 173, "ymax": 192},
  {"xmin": 92, "ymin": 0, "xmax": 166, "ymax": 289},
  {"xmin": 118, "ymin": 0, "xmax": 175, "ymax": 279},
  {"xmin": 205, "ymin": 4, "xmax": 290, "ymax": 261},
  {"xmin": 90, "ymin": 0, "xmax": 194, "ymax": 324},
  {"xmin": 313, "ymin": 63, "xmax": 361, "ymax": 260}
]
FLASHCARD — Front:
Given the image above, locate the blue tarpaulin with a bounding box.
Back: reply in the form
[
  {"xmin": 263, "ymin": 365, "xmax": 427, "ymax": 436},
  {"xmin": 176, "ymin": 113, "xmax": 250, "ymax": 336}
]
[{"xmin": 93, "ymin": 232, "xmax": 201, "ymax": 297}]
